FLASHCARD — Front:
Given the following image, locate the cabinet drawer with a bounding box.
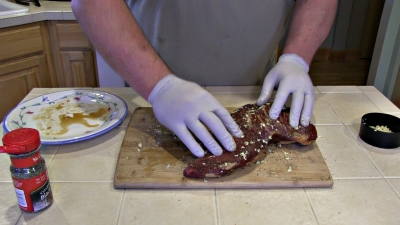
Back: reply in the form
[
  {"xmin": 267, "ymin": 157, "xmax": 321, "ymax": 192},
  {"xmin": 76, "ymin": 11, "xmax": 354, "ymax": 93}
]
[
  {"xmin": 56, "ymin": 22, "xmax": 91, "ymax": 49},
  {"xmin": 0, "ymin": 25, "xmax": 44, "ymax": 61},
  {"xmin": 0, "ymin": 55, "xmax": 47, "ymax": 120}
]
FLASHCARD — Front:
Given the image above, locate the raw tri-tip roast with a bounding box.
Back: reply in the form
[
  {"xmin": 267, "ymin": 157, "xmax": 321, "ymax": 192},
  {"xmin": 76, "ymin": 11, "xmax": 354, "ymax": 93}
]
[{"xmin": 183, "ymin": 103, "xmax": 318, "ymax": 178}]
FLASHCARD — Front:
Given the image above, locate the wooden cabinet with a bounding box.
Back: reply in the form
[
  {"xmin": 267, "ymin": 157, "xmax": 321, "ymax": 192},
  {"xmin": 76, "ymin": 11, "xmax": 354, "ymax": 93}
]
[
  {"xmin": 0, "ymin": 22, "xmax": 56, "ymax": 120},
  {"xmin": 59, "ymin": 51, "xmax": 96, "ymax": 87},
  {"xmin": 0, "ymin": 21, "xmax": 98, "ymax": 120},
  {"xmin": 48, "ymin": 21, "xmax": 98, "ymax": 87}
]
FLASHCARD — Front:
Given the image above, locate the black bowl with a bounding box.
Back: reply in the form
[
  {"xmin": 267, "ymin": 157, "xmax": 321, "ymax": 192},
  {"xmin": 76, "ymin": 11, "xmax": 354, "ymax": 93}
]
[{"xmin": 359, "ymin": 113, "xmax": 400, "ymax": 149}]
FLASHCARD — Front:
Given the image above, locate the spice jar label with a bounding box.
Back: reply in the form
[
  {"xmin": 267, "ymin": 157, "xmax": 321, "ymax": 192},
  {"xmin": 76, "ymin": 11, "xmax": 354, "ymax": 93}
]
[
  {"xmin": 31, "ymin": 180, "xmax": 53, "ymax": 212},
  {"xmin": 12, "ymin": 169, "xmax": 53, "ymax": 212}
]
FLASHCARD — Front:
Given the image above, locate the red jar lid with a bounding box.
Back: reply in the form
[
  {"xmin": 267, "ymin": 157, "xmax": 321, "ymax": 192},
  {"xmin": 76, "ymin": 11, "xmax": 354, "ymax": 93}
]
[{"xmin": 2, "ymin": 128, "xmax": 41, "ymax": 153}]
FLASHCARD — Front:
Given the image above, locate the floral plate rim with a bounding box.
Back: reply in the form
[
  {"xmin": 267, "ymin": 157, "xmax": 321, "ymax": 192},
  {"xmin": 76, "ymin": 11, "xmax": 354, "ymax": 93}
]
[{"xmin": 2, "ymin": 89, "xmax": 128, "ymax": 145}]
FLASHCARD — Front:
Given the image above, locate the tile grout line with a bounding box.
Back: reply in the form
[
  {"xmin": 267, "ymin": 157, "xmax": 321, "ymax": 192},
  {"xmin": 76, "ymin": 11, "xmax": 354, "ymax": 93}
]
[
  {"xmin": 316, "ymin": 85, "xmax": 363, "ymax": 94},
  {"xmin": 15, "ymin": 211, "xmax": 23, "ymax": 225},
  {"xmin": 214, "ymin": 189, "xmax": 220, "ymax": 225},
  {"xmin": 360, "ymin": 89, "xmax": 400, "ymax": 113},
  {"xmin": 49, "ymin": 181, "xmax": 114, "ymax": 183},
  {"xmin": 383, "ymin": 176, "xmax": 400, "ymax": 179},
  {"xmin": 45, "ymin": 144, "xmax": 61, "ymax": 174},
  {"xmin": 343, "ymin": 125, "xmax": 386, "ymax": 179},
  {"xmin": 384, "ymin": 178, "xmax": 400, "ymax": 200},
  {"xmin": 319, "ymin": 92, "xmax": 347, "ymax": 126},
  {"xmin": 314, "ymin": 124, "xmax": 343, "ymax": 126},
  {"xmin": 362, "ymin": 92, "xmax": 387, "ymax": 113},
  {"xmin": 116, "ymin": 189, "xmax": 126, "ymax": 225},
  {"xmin": 332, "ymin": 177, "xmax": 384, "ymax": 180},
  {"xmin": 303, "ymin": 188, "xmax": 320, "ymax": 225}
]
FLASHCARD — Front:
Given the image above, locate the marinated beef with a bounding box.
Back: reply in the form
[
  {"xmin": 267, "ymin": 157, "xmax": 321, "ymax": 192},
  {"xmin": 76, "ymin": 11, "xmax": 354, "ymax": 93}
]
[{"xmin": 183, "ymin": 103, "xmax": 317, "ymax": 178}]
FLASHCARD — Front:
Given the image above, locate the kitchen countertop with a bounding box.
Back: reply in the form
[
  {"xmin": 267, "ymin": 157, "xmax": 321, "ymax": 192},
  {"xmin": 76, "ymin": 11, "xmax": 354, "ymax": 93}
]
[
  {"xmin": 0, "ymin": 0, "xmax": 73, "ymax": 28},
  {"xmin": 1, "ymin": 86, "xmax": 400, "ymax": 225}
]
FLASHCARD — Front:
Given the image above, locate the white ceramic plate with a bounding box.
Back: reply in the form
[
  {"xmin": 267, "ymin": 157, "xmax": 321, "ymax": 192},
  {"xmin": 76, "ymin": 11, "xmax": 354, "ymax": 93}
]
[{"xmin": 2, "ymin": 90, "xmax": 128, "ymax": 145}]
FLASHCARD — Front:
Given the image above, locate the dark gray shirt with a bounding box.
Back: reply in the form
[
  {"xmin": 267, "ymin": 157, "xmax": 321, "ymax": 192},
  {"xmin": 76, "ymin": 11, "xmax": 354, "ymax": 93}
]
[{"xmin": 125, "ymin": 0, "xmax": 294, "ymax": 86}]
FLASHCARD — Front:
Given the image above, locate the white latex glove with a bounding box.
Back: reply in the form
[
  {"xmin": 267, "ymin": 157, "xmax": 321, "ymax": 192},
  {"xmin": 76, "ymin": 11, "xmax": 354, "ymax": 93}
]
[
  {"xmin": 148, "ymin": 74, "xmax": 243, "ymax": 157},
  {"xmin": 257, "ymin": 53, "xmax": 314, "ymax": 128}
]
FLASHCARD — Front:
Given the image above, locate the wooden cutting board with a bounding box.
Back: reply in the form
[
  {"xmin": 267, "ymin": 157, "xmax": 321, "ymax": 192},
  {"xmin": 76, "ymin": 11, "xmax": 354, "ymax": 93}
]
[{"xmin": 114, "ymin": 107, "xmax": 333, "ymax": 189}]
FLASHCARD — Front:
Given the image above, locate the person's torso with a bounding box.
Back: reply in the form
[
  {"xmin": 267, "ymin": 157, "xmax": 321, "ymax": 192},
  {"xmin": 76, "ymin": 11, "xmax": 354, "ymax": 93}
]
[{"xmin": 125, "ymin": 0, "xmax": 294, "ymax": 86}]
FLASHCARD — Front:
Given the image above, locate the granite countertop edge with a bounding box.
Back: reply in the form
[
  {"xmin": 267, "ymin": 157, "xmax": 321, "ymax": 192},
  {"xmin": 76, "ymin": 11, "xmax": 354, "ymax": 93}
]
[{"xmin": 0, "ymin": 1, "xmax": 73, "ymax": 28}]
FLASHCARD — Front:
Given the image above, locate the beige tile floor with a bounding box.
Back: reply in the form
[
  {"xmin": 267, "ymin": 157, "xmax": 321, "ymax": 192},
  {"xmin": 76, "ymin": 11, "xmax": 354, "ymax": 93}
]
[{"xmin": 0, "ymin": 86, "xmax": 399, "ymax": 225}]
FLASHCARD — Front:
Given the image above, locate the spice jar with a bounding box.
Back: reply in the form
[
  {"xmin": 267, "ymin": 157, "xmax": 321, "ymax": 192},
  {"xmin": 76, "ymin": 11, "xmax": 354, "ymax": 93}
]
[{"xmin": 1, "ymin": 128, "xmax": 53, "ymax": 213}]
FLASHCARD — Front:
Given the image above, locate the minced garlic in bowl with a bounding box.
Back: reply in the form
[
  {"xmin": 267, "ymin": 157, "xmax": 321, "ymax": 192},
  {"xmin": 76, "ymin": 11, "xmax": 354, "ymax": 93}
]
[{"xmin": 369, "ymin": 125, "xmax": 393, "ymax": 133}]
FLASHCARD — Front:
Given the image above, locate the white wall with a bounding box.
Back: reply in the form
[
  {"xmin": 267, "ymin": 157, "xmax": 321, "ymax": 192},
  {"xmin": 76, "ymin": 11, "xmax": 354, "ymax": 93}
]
[
  {"xmin": 96, "ymin": 51, "xmax": 126, "ymax": 87},
  {"xmin": 368, "ymin": 0, "xmax": 400, "ymax": 99}
]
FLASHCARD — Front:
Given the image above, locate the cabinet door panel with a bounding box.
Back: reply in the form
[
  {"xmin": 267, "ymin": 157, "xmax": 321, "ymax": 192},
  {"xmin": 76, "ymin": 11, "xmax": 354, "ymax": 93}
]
[
  {"xmin": 60, "ymin": 51, "xmax": 96, "ymax": 87},
  {"xmin": 0, "ymin": 25, "xmax": 44, "ymax": 61},
  {"xmin": 0, "ymin": 56, "xmax": 47, "ymax": 120},
  {"xmin": 56, "ymin": 22, "xmax": 91, "ymax": 49},
  {"xmin": 49, "ymin": 21, "xmax": 98, "ymax": 88}
]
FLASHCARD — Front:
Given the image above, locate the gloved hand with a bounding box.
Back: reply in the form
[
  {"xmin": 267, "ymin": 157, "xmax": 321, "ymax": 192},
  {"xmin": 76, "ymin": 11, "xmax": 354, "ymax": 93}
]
[
  {"xmin": 148, "ymin": 74, "xmax": 243, "ymax": 157},
  {"xmin": 257, "ymin": 53, "xmax": 314, "ymax": 128}
]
